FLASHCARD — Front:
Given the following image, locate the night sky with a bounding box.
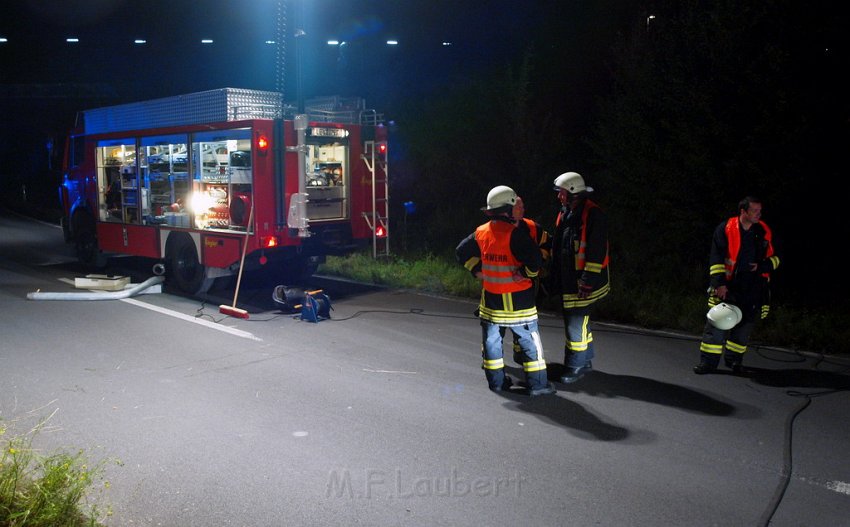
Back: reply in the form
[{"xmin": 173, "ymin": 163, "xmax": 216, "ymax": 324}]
[
  {"xmin": 3, "ymin": 0, "xmax": 618, "ymax": 105},
  {"xmin": 1, "ymin": 0, "xmax": 639, "ymax": 188}
]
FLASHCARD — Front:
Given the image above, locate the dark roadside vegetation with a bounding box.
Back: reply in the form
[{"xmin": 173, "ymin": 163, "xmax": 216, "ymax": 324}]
[{"xmin": 2, "ymin": 1, "xmax": 848, "ymax": 356}]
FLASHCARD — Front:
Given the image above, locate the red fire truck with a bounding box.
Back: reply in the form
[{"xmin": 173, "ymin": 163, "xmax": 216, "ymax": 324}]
[{"xmin": 59, "ymin": 88, "xmax": 389, "ymax": 294}]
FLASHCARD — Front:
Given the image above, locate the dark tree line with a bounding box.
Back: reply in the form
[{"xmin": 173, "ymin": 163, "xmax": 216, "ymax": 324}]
[{"xmin": 392, "ymin": 0, "xmax": 848, "ymax": 314}]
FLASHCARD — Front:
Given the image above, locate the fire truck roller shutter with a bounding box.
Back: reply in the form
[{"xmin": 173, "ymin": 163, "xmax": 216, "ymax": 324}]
[{"xmin": 165, "ymin": 232, "xmax": 208, "ymax": 294}]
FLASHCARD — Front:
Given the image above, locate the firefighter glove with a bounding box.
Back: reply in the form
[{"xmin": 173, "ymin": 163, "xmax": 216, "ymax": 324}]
[{"xmin": 577, "ymin": 280, "xmax": 593, "ymax": 299}]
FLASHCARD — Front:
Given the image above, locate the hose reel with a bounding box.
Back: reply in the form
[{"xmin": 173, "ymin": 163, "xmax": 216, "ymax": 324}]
[{"xmin": 272, "ymin": 286, "xmax": 332, "ymax": 322}]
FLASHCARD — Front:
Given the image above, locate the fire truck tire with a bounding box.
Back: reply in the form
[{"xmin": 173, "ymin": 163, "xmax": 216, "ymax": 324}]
[
  {"xmin": 60, "ymin": 215, "xmax": 71, "ymax": 242},
  {"xmin": 166, "ymin": 234, "xmax": 206, "ymax": 294},
  {"xmin": 73, "ymin": 212, "xmax": 106, "ymax": 268}
]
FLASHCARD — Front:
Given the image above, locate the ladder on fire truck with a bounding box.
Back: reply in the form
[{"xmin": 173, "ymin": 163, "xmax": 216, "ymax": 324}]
[
  {"xmin": 361, "ymin": 139, "xmax": 389, "ymax": 258},
  {"xmin": 297, "ymin": 96, "xmax": 389, "ymax": 258}
]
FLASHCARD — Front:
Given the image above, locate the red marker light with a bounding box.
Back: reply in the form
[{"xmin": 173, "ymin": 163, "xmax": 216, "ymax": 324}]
[
  {"xmin": 378, "ymin": 141, "xmax": 387, "ymax": 155},
  {"xmin": 375, "ymin": 225, "xmax": 386, "ymax": 237},
  {"xmin": 256, "ymin": 134, "xmax": 270, "ymax": 155},
  {"xmin": 262, "ymin": 236, "xmax": 278, "ymax": 248}
]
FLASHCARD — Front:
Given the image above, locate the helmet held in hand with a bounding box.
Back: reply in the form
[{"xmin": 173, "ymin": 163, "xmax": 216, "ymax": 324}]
[{"xmin": 707, "ymin": 302, "xmax": 742, "ymax": 330}]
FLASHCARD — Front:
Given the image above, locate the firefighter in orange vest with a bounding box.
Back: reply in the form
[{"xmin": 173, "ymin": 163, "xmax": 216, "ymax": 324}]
[
  {"xmin": 456, "ymin": 186, "xmax": 556, "ymax": 396},
  {"xmin": 550, "ymin": 172, "xmax": 610, "ymax": 383},
  {"xmin": 510, "ymin": 196, "xmax": 551, "ymax": 364},
  {"xmin": 694, "ymin": 196, "xmax": 780, "ymax": 374}
]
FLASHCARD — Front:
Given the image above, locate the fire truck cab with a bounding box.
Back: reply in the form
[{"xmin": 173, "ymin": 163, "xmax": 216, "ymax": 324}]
[{"xmin": 59, "ymin": 88, "xmax": 389, "ymax": 294}]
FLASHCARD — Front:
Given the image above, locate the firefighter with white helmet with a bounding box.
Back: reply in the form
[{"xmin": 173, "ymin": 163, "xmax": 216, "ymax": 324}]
[
  {"xmin": 456, "ymin": 185, "xmax": 555, "ymax": 396},
  {"xmin": 694, "ymin": 196, "xmax": 780, "ymax": 374},
  {"xmin": 553, "ymin": 171, "xmax": 593, "ymax": 194},
  {"xmin": 484, "ymin": 185, "xmax": 516, "ymax": 211},
  {"xmin": 550, "ymin": 171, "xmax": 610, "ymax": 383}
]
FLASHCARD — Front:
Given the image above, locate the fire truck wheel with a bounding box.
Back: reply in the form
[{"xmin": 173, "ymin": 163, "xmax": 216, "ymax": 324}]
[
  {"xmin": 60, "ymin": 215, "xmax": 71, "ymax": 242},
  {"xmin": 73, "ymin": 212, "xmax": 105, "ymax": 268},
  {"xmin": 166, "ymin": 234, "xmax": 206, "ymax": 294}
]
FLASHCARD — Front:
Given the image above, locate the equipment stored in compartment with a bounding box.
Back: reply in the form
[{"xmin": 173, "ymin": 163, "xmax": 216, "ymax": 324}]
[{"xmin": 59, "ymin": 88, "xmax": 390, "ymax": 296}]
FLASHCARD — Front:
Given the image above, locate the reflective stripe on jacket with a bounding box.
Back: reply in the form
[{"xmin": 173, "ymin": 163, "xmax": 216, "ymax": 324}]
[
  {"xmin": 557, "ymin": 200, "xmax": 610, "ymax": 273},
  {"xmin": 554, "ymin": 199, "xmax": 610, "ymax": 310},
  {"xmin": 456, "ymin": 216, "xmax": 540, "ymax": 326},
  {"xmin": 475, "ymin": 220, "xmax": 530, "ymax": 294},
  {"xmin": 722, "ymin": 217, "xmax": 777, "ymax": 280},
  {"xmin": 707, "ymin": 216, "xmax": 780, "ymax": 319}
]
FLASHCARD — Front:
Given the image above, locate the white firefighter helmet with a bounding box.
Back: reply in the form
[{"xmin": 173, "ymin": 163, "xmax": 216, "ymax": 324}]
[
  {"xmin": 553, "ymin": 171, "xmax": 594, "ymax": 194},
  {"xmin": 483, "ymin": 185, "xmax": 517, "ymax": 211},
  {"xmin": 707, "ymin": 303, "xmax": 743, "ymax": 330}
]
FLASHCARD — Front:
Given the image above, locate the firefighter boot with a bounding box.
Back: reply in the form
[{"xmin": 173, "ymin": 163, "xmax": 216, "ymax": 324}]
[
  {"xmin": 693, "ymin": 356, "xmax": 719, "ymax": 375},
  {"xmin": 724, "ymin": 356, "xmax": 744, "ymax": 375},
  {"xmin": 529, "ymin": 382, "xmax": 556, "ymax": 397},
  {"xmin": 489, "ymin": 375, "xmax": 514, "ymax": 393},
  {"xmin": 526, "ymin": 368, "xmax": 555, "ymax": 396},
  {"xmin": 560, "ymin": 362, "xmax": 593, "ymax": 384}
]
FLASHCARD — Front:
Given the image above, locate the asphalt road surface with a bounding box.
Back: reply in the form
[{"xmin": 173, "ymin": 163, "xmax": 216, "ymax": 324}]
[{"xmin": 2, "ymin": 209, "xmax": 849, "ymax": 526}]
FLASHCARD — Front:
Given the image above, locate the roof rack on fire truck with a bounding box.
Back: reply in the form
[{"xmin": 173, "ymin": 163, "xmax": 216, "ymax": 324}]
[
  {"xmin": 78, "ymin": 88, "xmax": 285, "ymax": 135},
  {"xmin": 287, "ymin": 96, "xmax": 385, "ymax": 126},
  {"xmin": 74, "ymin": 89, "xmax": 384, "ymax": 135}
]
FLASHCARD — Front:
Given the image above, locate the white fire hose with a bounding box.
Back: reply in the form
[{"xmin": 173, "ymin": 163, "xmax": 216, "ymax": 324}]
[{"xmin": 27, "ymin": 276, "xmax": 165, "ymax": 301}]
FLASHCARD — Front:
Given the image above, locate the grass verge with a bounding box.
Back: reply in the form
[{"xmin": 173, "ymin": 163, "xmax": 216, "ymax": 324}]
[
  {"xmin": 0, "ymin": 418, "xmax": 114, "ymax": 527},
  {"xmin": 321, "ymin": 252, "xmax": 482, "ymax": 299},
  {"xmin": 320, "ymin": 252, "xmax": 850, "ymax": 356}
]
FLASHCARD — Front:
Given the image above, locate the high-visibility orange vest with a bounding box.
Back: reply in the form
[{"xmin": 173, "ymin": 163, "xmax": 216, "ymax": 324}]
[
  {"xmin": 724, "ymin": 217, "xmax": 774, "ymax": 280},
  {"xmin": 475, "ymin": 221, "xmax": 530, "ymax": 294}
]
